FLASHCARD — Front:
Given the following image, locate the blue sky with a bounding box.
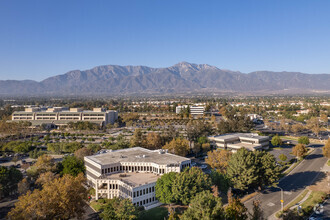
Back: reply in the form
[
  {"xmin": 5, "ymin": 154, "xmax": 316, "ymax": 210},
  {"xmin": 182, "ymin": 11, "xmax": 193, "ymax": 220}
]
[{"xmin": 1, "ymin": 0, "xmax": 330, "ymax": 80}]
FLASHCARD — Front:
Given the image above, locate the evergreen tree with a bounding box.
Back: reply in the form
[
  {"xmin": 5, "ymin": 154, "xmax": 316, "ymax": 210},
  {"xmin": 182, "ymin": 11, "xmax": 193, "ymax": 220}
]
[
  {"xmin": 155, "ymin": 172, "xmax": 177, "ymax": 204},
  {"xmin": 181, "ymin": 191, "xmax": 225, "ymax": 220},
  {"xmin": 172, "ymin": 167, "xmax": 211, "ymax": 205},
  {"xmin": 226, "ymin": 148, "xmax": 258, "ymax": 190}
]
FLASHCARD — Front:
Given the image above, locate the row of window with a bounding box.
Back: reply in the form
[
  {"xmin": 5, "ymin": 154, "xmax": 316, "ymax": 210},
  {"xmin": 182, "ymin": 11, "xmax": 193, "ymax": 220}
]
[
  {"xmin": 83, "ymin": 114, "xmax": 105, "ymax": 116},
  {"xmin": 101, "ymin": 165, "xmax": 165, "ymax": 174},
  {"xmin": 36, "ymin": 117, "xmax": 56, "ymax": 120},
  {"xmin": 13, "ymin": 117, "xmax": 32, "ymax": 120},
  {"xmin": 83, "ymin": 117, "xmax": 104, "ymax": 120},
  {"xmin": 58, "ymin": 117, "xmax": 80, "ymax": 120},
  {"xmin": 133, "ymin": 197, "xmax": 155, "ymax": 206},
  {"xmin": 133, "ymin": 186, "xmax": 155, "ymax": 198}
]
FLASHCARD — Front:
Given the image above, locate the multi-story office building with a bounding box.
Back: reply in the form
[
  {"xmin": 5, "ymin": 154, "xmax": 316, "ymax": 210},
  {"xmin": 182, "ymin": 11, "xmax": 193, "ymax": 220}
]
[
  {"xmin": 84, "ymin": 147, "xmax": 191, "ymax": 209},
  {"xmin": 176, "ymin": 105, "xmax": 205, "ymax": 115},
  {"xmin": 12, "ymin": 107, "xmax": 118, "ymax": 126},
  {"xmin": 208, "ymin": 133, "xmax": 269, "ymax": 152}
]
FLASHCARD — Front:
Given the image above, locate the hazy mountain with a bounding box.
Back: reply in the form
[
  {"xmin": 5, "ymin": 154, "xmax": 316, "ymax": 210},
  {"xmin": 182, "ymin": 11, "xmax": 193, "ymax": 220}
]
[{"xmin": 0, "ymin": 62, "xmax": 329, "ymax": 96}]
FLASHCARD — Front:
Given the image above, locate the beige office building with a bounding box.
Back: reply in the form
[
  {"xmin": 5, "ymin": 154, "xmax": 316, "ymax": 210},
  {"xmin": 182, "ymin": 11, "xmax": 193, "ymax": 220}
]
[
  {"xmin": 12, "ymin": 107, "xmax": 118, "ymax": 126},
  {"xmin": 208, "ymin": 133, "xmax": 269, "ymax": 152},
  {"xmin": 84, "ymin": 147, "xmax": 191, "ymax": 209}
]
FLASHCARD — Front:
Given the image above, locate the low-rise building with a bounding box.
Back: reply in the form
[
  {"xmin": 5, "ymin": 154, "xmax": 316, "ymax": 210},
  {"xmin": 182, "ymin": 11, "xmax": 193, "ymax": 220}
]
[
  {"xmin": 84, "ymin": 147, "xmax": 191, "ymax": 209},
  {"xmin": 176, "ymin": 105, "xmax": 205, "ymax": 115},
  {"xmin": 11, "ymin": 107, "xmax": 118, "ymax": 126},
  {"xmin": 208, "ymin": 133, "xmax": 269, "ymax": 152}
]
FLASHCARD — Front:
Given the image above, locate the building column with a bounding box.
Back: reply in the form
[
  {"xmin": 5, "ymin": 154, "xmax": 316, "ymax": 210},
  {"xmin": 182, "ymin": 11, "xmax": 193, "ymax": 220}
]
[
  {"xmin": 95, "ymin": 181, "xmax": 99, "ymax": 200},
  {"xmin": 107, "ymin": 181, "xmax": 110, "ymax": 199}
]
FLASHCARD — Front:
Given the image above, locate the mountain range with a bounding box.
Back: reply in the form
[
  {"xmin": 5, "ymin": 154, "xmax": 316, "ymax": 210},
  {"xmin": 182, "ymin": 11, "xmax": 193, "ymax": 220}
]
[{"xmin": 0, "ymin": 62, "xmax": 329, "ymax": 96}]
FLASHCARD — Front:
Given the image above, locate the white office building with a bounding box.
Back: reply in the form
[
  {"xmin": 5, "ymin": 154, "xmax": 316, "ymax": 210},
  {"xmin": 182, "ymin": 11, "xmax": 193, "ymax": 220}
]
[
  {"xmin": 11, "ymin": 107, "xmax": 118, "ymax": 126},
  {"xmin": 84, "ymin": 147, "xmax": 191, "ymax": 209},
  {"xmin": 208, "ymin": 133, "xmax": 269, "ymax": 152},
  {"xmin": 176, "ymin": 105, "xmax": 205, "ymax": 115}
]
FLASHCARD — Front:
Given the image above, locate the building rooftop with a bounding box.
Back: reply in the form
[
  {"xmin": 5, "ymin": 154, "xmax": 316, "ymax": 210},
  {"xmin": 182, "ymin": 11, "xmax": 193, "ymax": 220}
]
[
  {"xmin": 210, "ymin": 133, "xmax": 269, "ymax": 141},
  {"xmin": 86, "ymin": 147, "xmax": 189, "ymax": 166},
  {"xmin": 100, "ymin": 172, "xmax": 160, "ymax": 187},
  {"xmin": 226, "ymin": 142, "xmax": 262, "ymax": 151}
]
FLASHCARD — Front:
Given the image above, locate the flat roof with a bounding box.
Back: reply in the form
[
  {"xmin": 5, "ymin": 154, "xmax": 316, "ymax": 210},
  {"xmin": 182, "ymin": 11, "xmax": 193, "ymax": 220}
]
[
  {"xmin": 227, "ymin": 142, "xmax": 262, "ymax": 151},
  {"xmin": 210, "ymin": 133, "xmax": 269, "ymax": 141},
  {"xmin": 101, "ymin": 172, "xmax": 160, "ymax": 187},
  {"xmin": 86, "ymin": 147, "xmax": 189, "ymax": 166}
]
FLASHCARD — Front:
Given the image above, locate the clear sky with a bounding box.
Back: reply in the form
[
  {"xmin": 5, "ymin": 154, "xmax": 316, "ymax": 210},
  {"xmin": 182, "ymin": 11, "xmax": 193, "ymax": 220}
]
[{"xmin": 1, "ymin": 0, "xmax": 330, "ymax": 81}]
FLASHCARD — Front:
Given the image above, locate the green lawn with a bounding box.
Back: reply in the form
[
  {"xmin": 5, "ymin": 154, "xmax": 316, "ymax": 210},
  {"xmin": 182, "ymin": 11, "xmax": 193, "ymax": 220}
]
[
  {"xmin": 138, "ymin": 207, "xmax": 168, "ymax": 220},
  {"xmin": 90, "ymin": 201, "xmax": 103, "ymax": 212},
  {"xmin": 301, "ymin": 191, "xmax": 327, "ymax": 214},
  {"xmin": 327, "ymin": 160, "xmax": 330, "ymax": 166}
]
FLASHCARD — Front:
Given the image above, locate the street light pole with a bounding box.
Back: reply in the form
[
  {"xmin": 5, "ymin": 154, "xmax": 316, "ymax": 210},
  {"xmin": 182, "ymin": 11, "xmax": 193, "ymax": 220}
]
[{"xmin": 278, "ymin": 186, "xmax": 284, "ymax": 212}]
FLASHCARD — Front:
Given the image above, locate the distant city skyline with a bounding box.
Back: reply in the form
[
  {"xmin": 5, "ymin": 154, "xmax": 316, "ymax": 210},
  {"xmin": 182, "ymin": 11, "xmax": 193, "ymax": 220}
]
[{"xmin": 1, "ymin": 0, "xmax": 330, "ymax": 81}]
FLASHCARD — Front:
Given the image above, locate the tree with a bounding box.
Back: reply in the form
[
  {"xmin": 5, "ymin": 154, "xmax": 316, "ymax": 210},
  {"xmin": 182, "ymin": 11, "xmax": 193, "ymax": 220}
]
[
  {"xmin": 99, "ymin": 197, "xmax": 139, "ymax": 220},
  {"xmin": 0, "ymin": 166, "xmax": 23, "ymax": 197},
  {"xmin": 322, "ymin": 138, "xmax": 330, "ymax": 159},
  {"xmin": 210, "ymin": 170, "xmax": 230, "ymax": 194},
  {"xmin": 74, "ymin": 147, "xmax": 93, "ymax": 160},
  {"xmin": 291, "ymin": 123, "xmax": 304, "ymax": 134},
  {"xmin": 225, "ymin": 192, "xmax": 248, "ymax": 220},
  {"xmin": 249, "ymin": 200, "xmax": 264, "ymax": 220},
  {"xmin": 298, "ymin": 136, "xmax": 310, "ymax": 145},
  {"xmin": 155, "ymin": 172, "xmax": 177, "ymax": 204},
  {"xmin": 34, "ymin": 154, "xmax": 56, "ymax": 174},
  {"xmin": 271, "ymin": 135, "xmax": 282, "ymax": 147},
  {"xmin": 162, "ymin": 138, "xmax": 190, "ymax": 156},
  {"xmin": 205, "ymin": 150, "xmax": 232, "ymax": 173},
  {"xmin": 144, "ymin": 132, "xmax": 161, "ymax": 150},
  {"xmin": 292, "ymin": 144, "xmax": 307, "ymax": 159},
  {"xmin": 8, "ymin": 173, "xmax": 88, "ymax": 220},
  {"xmin": 181, "ymin": 191, "xmax": 225, "ymax": 220},
  {"xmin": 130, "ymin": 129, "xmax": 144, "ymax": 147},
  {"xmin": 36, "ymin": 171, "xmax": 57, "ymax": 186},
  {"xmin": 279, "ymin": 154, "xmax": 287, "ymax": 162},
  {"xmin": 307, "ymin": 117, "xmax": 320, "ymax": 136},
  {"xmin": 226, "ymin": 148, "xmax": 258, "ymax": 190},
  {"xmin": 17, "ymin": 178, "xmax": 30, "ymax": 195},
  {"xmin": 254, "ymin": 151, "xmax": 281, "ymax": 188},
  {"xmin": 60, "ymin": 156, "xmax": 85, "ymax": 177},
  {"xmin": 172, "ymin": 167, "xmax": 211, "ymax": 205}
]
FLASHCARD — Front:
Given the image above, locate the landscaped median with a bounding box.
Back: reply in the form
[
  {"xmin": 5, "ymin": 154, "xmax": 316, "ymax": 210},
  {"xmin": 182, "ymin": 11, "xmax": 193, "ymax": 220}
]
[{"xmin": 275, "ymin": 190, "xmax": 327, "ymax": 218}]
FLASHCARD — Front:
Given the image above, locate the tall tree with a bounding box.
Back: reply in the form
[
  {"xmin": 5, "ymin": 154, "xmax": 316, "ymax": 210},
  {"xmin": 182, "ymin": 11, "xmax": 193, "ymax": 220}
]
[
  {"xmin": 206, "ymin": 150, "xmax": 232, "ymax": 173},
  {"xmin": 249, "ymin": 200, "xmax": 265, "ymax": 220},
  {"xmin": 254, "ymin": 151, "xmax": 281, "ymax": 188},
  {"xmin": 74, "ymin": 147, "xmax": 93, "ymax": 160},
  {"xmin": 292, "ymin": 144, "xmax": 307, "ymax": 159},
  {"xmin": 322, "ymin": 138, "xmax": 330, "ymax": 159},
  {"xmin": 8, "ymin": 173, "xmax": 88, "ymax": 220},
  {"xmin": 60, "ymin": 156, "xmax": 85, "ymax": 177},
  {"xmin": 181, "ymin": 191, "xmax": 225, "ymax": 220},
  {"xmin": 130, "ymin": 129, "xmax": 144, "ymax": 147},
  {"xmin": 162, "ymin": 138, "xmax": 190, "ymax": 156},
  {"xmin": 0, "ymin": 166, "xmax": 23, "ymax": 197},
  {"xmin": 99, "ymin": 197, "xmax": 139, "ymax": 220},
  {"xmin": 225, "ymin": 192, "xmax": 248, "ymax": 220},
  {"xmin": 34, "ymin": 154, "xmax": 56, "ymax": 174},
  {"xmin": 172, "ymin": 167, "xmax": 211, "ymax": 205},
  {"xmin": 271, "ymin": 135, "xmax": 282, "ymax": 147},
  {"xmin": 155, "ymin": 172, "xmax": 177, "ymax": 204},
  {"xmin": 144, "ymin": 132, "xmax": 162, "ymax": 150},
  {"xmin": 226, "ymin": 148, "xmax": 258, "ymax": 190}
]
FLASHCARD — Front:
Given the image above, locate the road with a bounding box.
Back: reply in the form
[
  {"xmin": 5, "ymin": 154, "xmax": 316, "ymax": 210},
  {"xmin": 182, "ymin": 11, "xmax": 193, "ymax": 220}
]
[{"xmin": 244, "ymin": 144, "xmax": 328, "ymax": 219}]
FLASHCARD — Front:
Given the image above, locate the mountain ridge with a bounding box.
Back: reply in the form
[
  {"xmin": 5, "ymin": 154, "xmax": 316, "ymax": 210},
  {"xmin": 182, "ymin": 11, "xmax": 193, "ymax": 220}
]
[{"xmin": 0, "ymin": 62, "xmax": 329, "ymax": 96}]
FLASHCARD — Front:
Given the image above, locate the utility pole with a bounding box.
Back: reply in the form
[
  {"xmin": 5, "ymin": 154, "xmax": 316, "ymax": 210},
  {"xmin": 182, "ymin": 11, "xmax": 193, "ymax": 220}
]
[{"xmin": 278, "ymin": 186, "xmax": 284, "ymax": 212}]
